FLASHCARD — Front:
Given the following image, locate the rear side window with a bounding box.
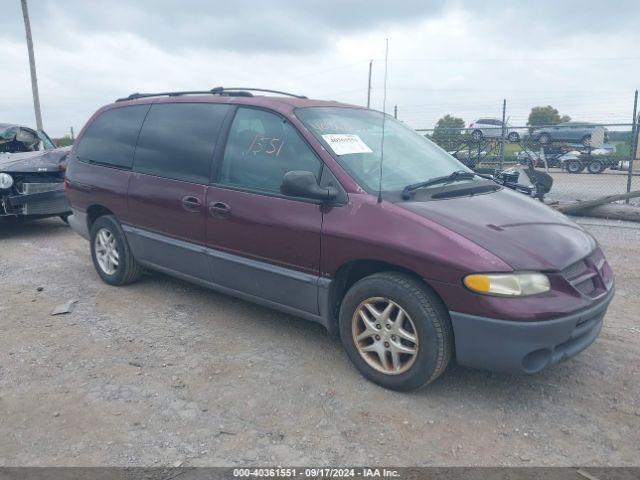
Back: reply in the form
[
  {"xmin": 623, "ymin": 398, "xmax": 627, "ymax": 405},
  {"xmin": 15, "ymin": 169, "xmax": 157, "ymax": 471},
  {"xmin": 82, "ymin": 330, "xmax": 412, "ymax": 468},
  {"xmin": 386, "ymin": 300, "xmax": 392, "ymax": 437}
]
[
  {"xmin": 76, "ymin": 105, "xmax": 149, "ymax": 168},
  {"xmin": 133, "ymin": 103, "xmax": 229, "ymax": 184}
]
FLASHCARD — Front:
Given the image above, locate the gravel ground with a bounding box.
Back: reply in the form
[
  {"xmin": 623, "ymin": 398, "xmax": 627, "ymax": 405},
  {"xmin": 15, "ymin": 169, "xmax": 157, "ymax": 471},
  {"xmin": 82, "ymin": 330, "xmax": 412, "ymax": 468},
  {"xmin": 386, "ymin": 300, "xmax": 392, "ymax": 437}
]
[
  {"xmin": 0, "ymin": 216, "xmax": 639, "ymax": 467},
  {"xmin": 545, "ymin": 170, "xmax": 640, "ymax": 205}
]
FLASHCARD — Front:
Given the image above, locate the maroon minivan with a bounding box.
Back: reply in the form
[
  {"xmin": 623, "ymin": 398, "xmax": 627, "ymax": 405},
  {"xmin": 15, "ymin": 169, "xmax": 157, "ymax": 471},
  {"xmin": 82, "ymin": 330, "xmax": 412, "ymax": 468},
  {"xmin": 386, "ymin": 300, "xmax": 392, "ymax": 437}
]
[{"xmin": 65, "ymin": 88, "xmax": 614, "ymax": 390}]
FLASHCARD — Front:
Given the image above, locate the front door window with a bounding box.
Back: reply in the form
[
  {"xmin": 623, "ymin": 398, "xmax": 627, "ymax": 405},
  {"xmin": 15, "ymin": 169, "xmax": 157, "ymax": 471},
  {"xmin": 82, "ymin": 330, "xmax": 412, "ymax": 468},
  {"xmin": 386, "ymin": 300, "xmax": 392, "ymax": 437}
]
[{"xmin": 219, "ymin": 108, "xmax": 322, "ymax": 195}]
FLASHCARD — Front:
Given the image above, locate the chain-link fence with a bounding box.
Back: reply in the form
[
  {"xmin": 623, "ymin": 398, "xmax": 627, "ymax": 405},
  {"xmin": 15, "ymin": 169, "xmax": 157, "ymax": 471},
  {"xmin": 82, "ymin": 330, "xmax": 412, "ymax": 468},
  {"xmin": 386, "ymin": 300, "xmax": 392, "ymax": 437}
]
[{"xmin": 415, "ymin": 120, "xmax": 640, "ymax": 206}]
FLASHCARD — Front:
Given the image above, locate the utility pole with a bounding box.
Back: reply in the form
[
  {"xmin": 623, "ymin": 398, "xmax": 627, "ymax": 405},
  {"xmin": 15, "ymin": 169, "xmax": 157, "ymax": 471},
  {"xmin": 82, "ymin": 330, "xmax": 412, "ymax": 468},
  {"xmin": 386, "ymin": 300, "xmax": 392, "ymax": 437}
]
[
  {"xmin": 498, "ymin": 98, "xmax": 506, "ymax": 169},
  {"xmin": 21, "ymin": 0, "xmax": 43, "ymax": 130},
  {"xmin": 626, "ymin": 89, "xmax": 638, "ymax": 202},
  {"xmin": 394, "ymin": 105, "xmax": 397, "ymax": 119},
  {"xmin": 366, "ymin": 60, "xmax": 372, "ymax": 108}
]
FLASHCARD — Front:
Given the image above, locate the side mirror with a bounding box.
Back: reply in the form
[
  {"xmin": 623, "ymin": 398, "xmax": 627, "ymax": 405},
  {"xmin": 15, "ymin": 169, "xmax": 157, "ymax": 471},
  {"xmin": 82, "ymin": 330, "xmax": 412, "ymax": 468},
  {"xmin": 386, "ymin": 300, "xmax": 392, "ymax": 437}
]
[{"xmin": 281, "ymin": 170, "xmax": 338, "ymax": 202}]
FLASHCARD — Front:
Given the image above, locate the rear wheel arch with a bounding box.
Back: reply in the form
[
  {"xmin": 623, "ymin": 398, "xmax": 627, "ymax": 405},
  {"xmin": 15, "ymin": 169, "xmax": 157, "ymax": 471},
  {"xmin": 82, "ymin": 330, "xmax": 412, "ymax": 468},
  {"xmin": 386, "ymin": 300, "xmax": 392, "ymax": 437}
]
[
  {"xmin": 86, "ymin": 205, "xmax": 114, "ymax": 231},
  {"xmin": 90, "ymin": 214, "xmax": 141, "ymax": 285}
]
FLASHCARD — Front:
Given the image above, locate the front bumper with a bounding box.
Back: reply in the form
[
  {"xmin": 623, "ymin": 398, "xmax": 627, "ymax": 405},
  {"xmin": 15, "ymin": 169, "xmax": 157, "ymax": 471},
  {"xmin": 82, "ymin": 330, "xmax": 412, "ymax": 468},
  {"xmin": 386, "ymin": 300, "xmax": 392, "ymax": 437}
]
[
  {"xmin": 449, "ymin": 287, "xmax": 614, "ymax": 374},
  {"xmin": 1, "ymin": 185, "xmax": 70, "ymax": 217}
]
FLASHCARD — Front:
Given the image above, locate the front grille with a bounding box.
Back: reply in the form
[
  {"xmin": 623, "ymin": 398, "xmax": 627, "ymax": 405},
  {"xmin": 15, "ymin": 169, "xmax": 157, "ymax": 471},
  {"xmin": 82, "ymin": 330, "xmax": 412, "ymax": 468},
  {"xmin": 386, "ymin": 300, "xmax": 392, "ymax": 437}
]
[
  {"xmin": 18, "ymin": 182, "xmax": 63, "ymax": 195},
  {"xmin": 4, "ymin": 187, "xmax": 70, "ymax": 216},
  {"xmin": 575, "ymin": 277, "xmax": 596, "ymax": 296},
  {"xmin": 23, "ymin": 194, "xmax": 69, "ymax": 215},
  {"xmin": 562, "ymin": 248, "xmax": 613, "ymax": 298},
  {"xmin": 562, "ymin": 259, "xmax": 588, "ymax": 280}
]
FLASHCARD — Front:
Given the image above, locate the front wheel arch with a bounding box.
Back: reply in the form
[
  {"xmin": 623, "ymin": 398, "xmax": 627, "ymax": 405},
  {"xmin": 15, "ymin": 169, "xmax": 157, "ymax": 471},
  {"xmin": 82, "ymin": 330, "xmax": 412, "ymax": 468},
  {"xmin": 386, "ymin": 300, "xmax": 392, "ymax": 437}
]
[
  {"xmin": 325, "ymin": 260, "xmax": 446, "ymax": 335},
  {"xmin": 338, "ymin": 271, "xmax": 454, "ymax": 390}
]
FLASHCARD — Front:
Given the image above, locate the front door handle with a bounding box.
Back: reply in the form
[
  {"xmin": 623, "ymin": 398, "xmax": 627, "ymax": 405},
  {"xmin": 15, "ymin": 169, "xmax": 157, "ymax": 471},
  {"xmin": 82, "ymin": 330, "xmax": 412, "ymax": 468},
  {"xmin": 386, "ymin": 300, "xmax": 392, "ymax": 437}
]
[
  {"xmin": 208, "ymin": 201, "xmax": 231, "ymax": 218},
  {"xmin": 181, "ymin": 196, "xmax": 202, "ymax": 212}
]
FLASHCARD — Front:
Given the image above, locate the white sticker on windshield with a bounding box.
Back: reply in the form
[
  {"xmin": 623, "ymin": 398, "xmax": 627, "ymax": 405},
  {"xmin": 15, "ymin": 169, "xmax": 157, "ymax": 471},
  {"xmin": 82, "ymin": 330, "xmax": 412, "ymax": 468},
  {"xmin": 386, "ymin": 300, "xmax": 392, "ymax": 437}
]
[{"xmin": 321, "ymin": 134, "xmax": 373, "ymax": 156}]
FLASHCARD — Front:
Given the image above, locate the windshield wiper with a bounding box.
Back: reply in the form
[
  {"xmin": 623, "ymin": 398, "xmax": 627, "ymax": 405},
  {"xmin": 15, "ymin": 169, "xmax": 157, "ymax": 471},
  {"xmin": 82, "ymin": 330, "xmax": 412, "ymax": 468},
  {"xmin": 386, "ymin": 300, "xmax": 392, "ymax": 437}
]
[{"xmin": 402, "ymin": 170, "xmax": 476, "ymax": 200}]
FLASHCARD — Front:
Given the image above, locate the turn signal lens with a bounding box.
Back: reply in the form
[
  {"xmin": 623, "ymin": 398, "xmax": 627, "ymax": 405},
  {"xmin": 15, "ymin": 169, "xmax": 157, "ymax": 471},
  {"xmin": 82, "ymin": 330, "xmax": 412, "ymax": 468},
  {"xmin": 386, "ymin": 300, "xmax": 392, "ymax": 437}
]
[
  {"xmin": 464, "ymin": 272, "xmax": 550, "ymax": 296},
  {"xmin": 464, "ymin": 274, "xmax": 491, "ymax": 293}
]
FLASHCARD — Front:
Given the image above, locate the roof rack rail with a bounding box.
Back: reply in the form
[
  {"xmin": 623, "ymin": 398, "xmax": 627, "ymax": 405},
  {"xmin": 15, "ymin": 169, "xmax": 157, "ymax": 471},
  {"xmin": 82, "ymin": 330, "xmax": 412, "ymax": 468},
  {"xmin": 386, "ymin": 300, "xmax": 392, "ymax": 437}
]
[
  {"xmin": 116, "ymin": 87, "xmax": 306, "ymax": 102},
  {"xmin": 116, "ymin": 91, "xmax": 211, "ymax": 102},
  {"xmin": 218, "ymin": 87, "xmax": 307, "ymax": 99}
]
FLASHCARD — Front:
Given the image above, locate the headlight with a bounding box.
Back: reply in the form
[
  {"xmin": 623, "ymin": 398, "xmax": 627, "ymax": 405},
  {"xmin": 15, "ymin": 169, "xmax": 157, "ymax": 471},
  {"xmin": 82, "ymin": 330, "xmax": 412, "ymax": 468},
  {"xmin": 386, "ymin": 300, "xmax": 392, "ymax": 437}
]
[
  {"xmin": 464, "ymin": 272, "xmax": 550, "ymax": 296},
  {"xmin": 0, "ymin": 172, "xmax": 13, "ymax": 190}
]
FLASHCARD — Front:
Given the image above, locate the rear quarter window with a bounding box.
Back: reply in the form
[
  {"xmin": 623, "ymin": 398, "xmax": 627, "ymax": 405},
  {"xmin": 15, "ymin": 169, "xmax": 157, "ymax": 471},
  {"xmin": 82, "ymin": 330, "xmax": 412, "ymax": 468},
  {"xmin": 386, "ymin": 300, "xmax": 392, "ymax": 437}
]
[
  {"xmin": 76, "ymin": 105, "xmax": 149, "ymax": 169},
  {"xmin": 133, "ymin": 103, "xmax": 229, "ymax": 184}
]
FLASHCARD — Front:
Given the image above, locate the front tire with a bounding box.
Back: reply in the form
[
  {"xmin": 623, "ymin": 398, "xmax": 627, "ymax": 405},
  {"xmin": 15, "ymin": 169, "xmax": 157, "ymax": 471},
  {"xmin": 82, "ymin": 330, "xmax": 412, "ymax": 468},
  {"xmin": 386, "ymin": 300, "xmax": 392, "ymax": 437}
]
[
  {"xmin": 471, "ymin": 129, "xmax": 483, "ymax": 142},
  {"xmin": 90, "ymin": 215, "xmax": 141, "ymax": 286},
  {"xmin": 339, "ymin": 272, "xmax": 453, "ymax": 391},
  {"xmin": 507, "ymin": 132, "xmax": 520, "ymax": 143}
]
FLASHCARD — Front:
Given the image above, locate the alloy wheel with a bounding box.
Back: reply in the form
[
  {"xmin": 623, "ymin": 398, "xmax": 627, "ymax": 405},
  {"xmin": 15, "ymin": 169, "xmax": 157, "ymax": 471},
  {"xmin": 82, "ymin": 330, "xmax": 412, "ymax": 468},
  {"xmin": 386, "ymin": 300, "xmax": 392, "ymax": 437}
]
[
  {"xmin": 94, "ymin": 227, "xmax": 119, "ymax": 275},
  {"xmin": 352, "ymin": 297, "xmax": 419, "ymax": 375}
]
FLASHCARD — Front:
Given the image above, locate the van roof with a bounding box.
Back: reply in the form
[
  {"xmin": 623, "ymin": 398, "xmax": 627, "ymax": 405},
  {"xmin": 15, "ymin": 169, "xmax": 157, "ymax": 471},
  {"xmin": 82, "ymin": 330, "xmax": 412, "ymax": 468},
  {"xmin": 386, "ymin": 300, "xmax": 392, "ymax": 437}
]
[
  {"xmin": 116, "ymin": 87, "xmax": 308, "ymax": 102},
  {"xmin": 111, "ymin": 87, "xmax": 361, "ymax": 114}
]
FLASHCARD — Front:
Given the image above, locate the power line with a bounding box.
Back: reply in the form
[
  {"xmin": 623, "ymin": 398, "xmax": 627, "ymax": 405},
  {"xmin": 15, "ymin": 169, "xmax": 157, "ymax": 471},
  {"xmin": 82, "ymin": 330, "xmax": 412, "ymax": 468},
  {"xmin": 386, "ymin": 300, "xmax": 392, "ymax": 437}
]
[{"xmin": 376, "ymin": 56, "xmax": 640, "ymax": 63}]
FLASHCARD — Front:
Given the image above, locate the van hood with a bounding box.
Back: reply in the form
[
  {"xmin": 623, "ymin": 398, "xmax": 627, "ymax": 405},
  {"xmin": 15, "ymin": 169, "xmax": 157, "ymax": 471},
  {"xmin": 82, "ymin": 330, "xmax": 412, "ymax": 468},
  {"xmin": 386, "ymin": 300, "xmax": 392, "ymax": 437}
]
[
  {"xmin": 0, "ymin": 147, "xmax": 70, "ymax": 173},
  {"xmin": 400, "ymin": 188, "xmax": 595, "ymax": 271}
]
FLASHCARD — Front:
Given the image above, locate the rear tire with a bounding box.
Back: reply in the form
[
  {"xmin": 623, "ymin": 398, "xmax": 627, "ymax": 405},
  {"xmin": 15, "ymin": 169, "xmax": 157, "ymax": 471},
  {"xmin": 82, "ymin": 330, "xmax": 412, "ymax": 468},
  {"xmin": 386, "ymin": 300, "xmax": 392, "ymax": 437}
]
[
  {"xmin": 471, "ymin": 130, "xmax": 483, "ymax": 142},
  {"xmin": 581, "ymin": 135, "xmax": 592, "ymax": 147},
  {"xmin": 587, "ymin": 160, "xmax": 605, "ymax": 174},
  {"xmin": 90, "ymin": 215, "xmax": 141, "ymax": 286},
  {"xmin": 507, "ymin": 132, "xmax": 520, "ymax": 143},
  {"xmin": 338, "ymin": 272, "xmax": 453, "ymax": 391}
]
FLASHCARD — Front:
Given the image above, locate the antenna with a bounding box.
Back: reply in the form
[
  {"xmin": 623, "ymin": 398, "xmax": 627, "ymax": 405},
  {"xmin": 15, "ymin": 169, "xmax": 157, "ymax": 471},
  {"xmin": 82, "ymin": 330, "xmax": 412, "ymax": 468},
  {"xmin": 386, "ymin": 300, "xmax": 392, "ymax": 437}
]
[{"xmin": 377, "ymin": 38, "xmax": 389, "ymax": 204}]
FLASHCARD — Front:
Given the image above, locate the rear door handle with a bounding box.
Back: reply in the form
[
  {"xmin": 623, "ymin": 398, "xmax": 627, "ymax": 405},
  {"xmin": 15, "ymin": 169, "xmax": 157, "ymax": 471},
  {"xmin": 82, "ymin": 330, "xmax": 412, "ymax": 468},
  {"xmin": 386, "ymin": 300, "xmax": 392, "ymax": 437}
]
[
  {"xmin": 208, "ymin": 201, "xmax": 231, "ymax": 218},
  {"xmin": 181, "ymin": 196, "xmax": 202, "ymax": 212}
]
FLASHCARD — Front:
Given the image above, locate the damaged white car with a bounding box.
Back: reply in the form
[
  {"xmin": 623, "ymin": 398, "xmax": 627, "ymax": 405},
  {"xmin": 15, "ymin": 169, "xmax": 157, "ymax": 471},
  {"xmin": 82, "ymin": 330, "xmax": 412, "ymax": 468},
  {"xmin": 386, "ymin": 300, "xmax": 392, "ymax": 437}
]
[{"xmin": 0, "ymin": 123, "xmax": 71, "ymax": 221}]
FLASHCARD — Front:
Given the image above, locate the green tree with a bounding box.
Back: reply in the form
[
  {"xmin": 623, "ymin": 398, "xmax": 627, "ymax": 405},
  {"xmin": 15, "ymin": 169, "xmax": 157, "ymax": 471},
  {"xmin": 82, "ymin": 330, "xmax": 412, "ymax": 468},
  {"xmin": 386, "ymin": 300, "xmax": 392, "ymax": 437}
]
[
  {"xmin": 53, "ymin": 136, "xmax": 74, "ymax": 147},
  {"xmin": 527, "ymin": 105, "xmax": 570, "ymax": 127},
  {"xmin": 432, "ymin": 114, "xmax": 465, "ymax": 149}
]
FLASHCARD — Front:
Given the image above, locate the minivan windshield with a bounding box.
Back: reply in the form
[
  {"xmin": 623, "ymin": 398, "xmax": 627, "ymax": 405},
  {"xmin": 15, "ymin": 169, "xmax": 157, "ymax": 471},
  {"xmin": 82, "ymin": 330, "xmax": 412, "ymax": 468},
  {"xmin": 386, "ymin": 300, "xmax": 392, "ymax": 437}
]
[{"xmin": 296, "ymin": 107, "xmax": 469, "ymax": 192}]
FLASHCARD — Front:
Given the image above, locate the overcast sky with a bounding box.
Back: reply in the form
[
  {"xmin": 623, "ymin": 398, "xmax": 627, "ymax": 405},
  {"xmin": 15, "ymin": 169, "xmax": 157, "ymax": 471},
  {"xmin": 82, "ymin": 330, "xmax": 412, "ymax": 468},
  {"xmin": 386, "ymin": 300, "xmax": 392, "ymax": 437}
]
[{"xmin": 1, "ymin": 0, "xmax": 639, "ymax": 137}]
